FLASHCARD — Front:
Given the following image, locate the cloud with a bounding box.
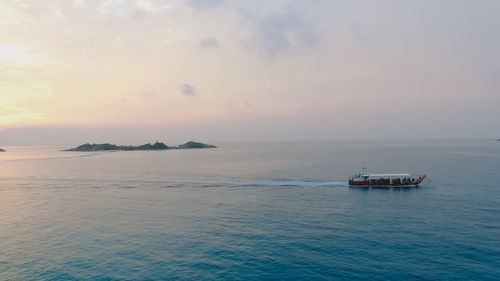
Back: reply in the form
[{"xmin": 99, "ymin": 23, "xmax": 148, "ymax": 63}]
[
  {"xmin": 185, "ymin": 0, "xmax": 223, "ymax": 10},
  {"xmin": 180, "ymin": 84, "xmax": 196, "ymax": 96},
  {"xmin": 134, "ymin": 0, "xmax": 155, "ymax": 12},
  {"xmin": 99, "ymin": 0, "xmax": 170, "ymax": 15},
  {"xmin": 134, "ymin": 0, "xmax": 170, "ymax": 13},
  {"xmin": 49, "ymin": 2, "xmax": 64, "ymax": 18},
  {"xmin": 73, "ymin": 0, "xmax": 85, "ymax": 7},
  {"xmin": 199, "ymin": 37, "xmax": 219, "ymax": 48},
  {"xmin": 99, "ymin": 0, "xmax": 118, "ymax": 14},
  {"xmin": 243, "ymin": 6, "xmax": 316, "ymax": 58}
]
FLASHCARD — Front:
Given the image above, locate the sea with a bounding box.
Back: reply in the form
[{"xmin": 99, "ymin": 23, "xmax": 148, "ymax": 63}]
[{"xmin": 0, "ymin": 140, "xmax": 499, "ymax": 280}]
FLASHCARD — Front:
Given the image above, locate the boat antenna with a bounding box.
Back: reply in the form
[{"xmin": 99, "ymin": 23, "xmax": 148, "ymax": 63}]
[{"xmin": 361, "ymin": 167, "xmax": 367, "ymax": 174}]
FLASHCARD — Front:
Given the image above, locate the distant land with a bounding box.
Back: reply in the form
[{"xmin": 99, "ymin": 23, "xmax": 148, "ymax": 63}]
[
  {"xmin": 0, "ymin": 148, "xmax": 4, "ymax": 152},
  {"xmin": 65, "ymin": 141, "xmax": 216, "ymax": 151}
]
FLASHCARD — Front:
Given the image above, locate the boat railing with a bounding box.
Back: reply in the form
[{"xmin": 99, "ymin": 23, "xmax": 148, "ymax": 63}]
[{"xmin": 349, "ymin": 174, "xmax": 426, "ymax": 186}]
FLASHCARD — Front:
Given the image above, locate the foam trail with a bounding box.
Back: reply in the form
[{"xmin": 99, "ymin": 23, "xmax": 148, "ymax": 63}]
[
  {"xmin": 195, "ymin": 179, "xmax": 348, "ymax": 188},
  {"xmin": 250, "ymin": 180, "xmax": 347, "ymax": 187},
  {"xmin": 1, "ymin": 177, "xmax": 347, "ymax": 189},
  {"xmin": 0, "ymin": 152, "xmax": 103, "ymax": 162}
]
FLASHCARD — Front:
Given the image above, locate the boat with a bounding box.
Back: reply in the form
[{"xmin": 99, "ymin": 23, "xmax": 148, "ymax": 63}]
[{"xmin": 349, "ymin": 173, "xmax": 426, "ymax": 187}]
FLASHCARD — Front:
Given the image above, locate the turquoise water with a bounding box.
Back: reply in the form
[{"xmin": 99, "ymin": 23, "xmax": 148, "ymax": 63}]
[{"xmin": 0, "ymin": 140, "xmax": 499, "ymax": 280}]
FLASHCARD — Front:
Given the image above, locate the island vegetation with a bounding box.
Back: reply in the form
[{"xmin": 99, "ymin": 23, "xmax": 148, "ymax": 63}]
[
  {"xmin": 65, "ymin": 141, "xmax": 216, "ymax": 151},
  {"xmin": 178, "ymin": 141, "xmax": 217, "ymax": 149}
]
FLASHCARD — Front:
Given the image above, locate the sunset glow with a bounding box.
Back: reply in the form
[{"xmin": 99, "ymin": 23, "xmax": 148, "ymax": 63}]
[{"xmin": 1, "ymin": 1, "xmax": 499, "ymax": 142}]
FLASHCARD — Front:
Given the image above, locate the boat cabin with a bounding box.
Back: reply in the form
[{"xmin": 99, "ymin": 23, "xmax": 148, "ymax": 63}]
[{"xmin": 349, "ymin": 173, "xmax": 426, "ymax": 186}]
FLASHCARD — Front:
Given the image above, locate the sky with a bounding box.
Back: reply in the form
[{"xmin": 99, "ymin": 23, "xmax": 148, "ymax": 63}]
[{"xmin": 0, "ymin": 0, "xmax": 499, "ymax": 145}]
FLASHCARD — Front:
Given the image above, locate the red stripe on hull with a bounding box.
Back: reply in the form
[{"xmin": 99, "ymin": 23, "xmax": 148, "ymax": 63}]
[{"xmin": 350, "ymin": 183, "xmax": 419, "ymax": 187}]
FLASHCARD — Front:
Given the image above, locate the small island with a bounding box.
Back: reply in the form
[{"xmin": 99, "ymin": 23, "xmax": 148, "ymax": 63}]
[
  {"xmin": 497, "ymin": 139, "xmax": 500, "ymax": 141},
  {"xmin": 0, "ymin": 148, "xmax": 4, "ymax": 152},
  {"xmin": 178, "ymin": 141, "xmax": 217, "ymax": 149},
  {"xmin": 65, "ymin": 141, "xmax": 216, "ymax": 151}
]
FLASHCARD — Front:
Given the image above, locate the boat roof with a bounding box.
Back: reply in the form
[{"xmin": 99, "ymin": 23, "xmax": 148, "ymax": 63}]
[
  {"xmin": 362, "ymin": 173, "xmax": 413, "ymax": 177},
  {"xmin": 360, "ymin": 174, "xmax": 417, "ymax": 178}
]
